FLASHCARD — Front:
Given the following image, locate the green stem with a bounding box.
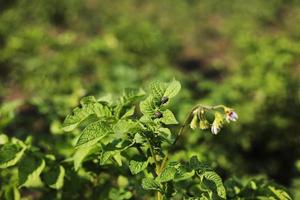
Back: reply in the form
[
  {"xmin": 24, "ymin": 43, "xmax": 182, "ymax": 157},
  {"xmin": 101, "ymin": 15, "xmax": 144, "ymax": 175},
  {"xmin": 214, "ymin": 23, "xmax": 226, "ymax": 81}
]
[
  {"xmin": 158, "ymin": 104, "xmax": 225, "ymax": 175},
  {"xmin": 156, "ymin": 104, "xmax": 226, "ymax": 200},
  {"xmin": 146, "ymin": 138, "xmax": 159, "ymax": 173}
]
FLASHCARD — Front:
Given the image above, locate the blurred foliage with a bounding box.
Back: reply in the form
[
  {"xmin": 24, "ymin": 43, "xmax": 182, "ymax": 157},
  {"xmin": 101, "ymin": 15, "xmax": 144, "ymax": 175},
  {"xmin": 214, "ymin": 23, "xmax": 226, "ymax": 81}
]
[{"xmin": 0, "ymin": 0, "xmax": 300, "ymax": 199}]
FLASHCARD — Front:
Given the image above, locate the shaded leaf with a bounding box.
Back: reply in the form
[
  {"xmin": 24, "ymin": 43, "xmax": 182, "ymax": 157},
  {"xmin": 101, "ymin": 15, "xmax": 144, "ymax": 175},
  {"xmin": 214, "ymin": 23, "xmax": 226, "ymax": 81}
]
[
  {"xmin": 43, "ymin": 165, "xmax": 65, "ymax": 189},
  {"xmin": 18, "ymin": 154, "xmax": 45, "ymax": 187},
  {"xmin": 0, "ymin": 142, "xmax": 26, "ymax": 169},
  {"xmin": 142, "ymin": 178, "xmax": 163, "ymax": 192},
  {"xmin": 268, "ymin": 186, "xmax": 292, "ymax": 200}
]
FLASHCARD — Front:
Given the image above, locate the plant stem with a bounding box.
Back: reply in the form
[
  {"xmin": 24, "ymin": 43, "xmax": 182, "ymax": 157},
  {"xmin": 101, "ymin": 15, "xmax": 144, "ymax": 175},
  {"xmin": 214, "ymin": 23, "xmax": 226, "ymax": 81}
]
[
  {"xmin": 146, "ymin": 138, "xmax": 159, "ymax": 172},
  {"xmin": 158, "ymin": 104, "xmax": 225, "ymax": 175}
]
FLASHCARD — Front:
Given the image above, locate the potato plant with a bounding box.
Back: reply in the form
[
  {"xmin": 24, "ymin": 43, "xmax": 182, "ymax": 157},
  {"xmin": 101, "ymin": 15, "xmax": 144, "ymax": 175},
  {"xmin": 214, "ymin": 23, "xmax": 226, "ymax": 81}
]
[{"xmin": 0, "ymin": 80, "xmax": 292, "ymax": 199}]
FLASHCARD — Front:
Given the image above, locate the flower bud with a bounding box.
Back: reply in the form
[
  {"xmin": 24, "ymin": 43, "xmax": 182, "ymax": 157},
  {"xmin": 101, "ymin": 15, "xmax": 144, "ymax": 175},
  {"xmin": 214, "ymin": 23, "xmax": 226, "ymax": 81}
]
[
  {"xmin": 211, "ymin": 112, "xmax": 223, "ymax": 135},
  {"xmin": 190, "ymin": 113, "xmax": 198, "ymax": 130},
  {"xmin": 199, "ymin": 119, "xmax": 210, "ymax": 130},
  {"xmin": 226, "ymin": 110, "xmax": 238, "ymax": 122}
]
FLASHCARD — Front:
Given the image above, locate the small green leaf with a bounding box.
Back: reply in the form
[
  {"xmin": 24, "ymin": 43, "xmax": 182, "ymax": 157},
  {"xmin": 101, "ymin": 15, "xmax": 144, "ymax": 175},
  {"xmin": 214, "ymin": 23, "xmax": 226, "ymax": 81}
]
[
  {"xmin": 174, "ymin": 167, "xmax": 195, "ymax": 182},
  {"xmin": 157, "ymin": 166, "xmax": 177, "ymax": 182},
  {"xmin": 0, "ymin": 142, "xmax": 26, "ymax": 169},
  {"xmin": 0, "ymin": 133, "xmax": 9, "ymax": 145},
  {"xmin": 129, "ymin": 159, "xmax": 149, "ymax": 175},
  {"xmin": 142, "ymin": 178, "xmax": 163, "ymax": 192},
  {"xmin": 43, "ymin": 165, "xmax": 65, "ymax": 189},
  {"xmin": 200, "ymin": 171, "xmax": 226, "ymax": 199},
  {"xmin": 18, "ymin": 154, "xmax": 45, "ymax": 187},
  {"xmin": 160, "ymin": 109, "xmax": 178, "ymax": 125},
  {"xmin": 121, "ymin": 88, "xmax": 145, "ymax": 104},
  {"xmin": 76, "ymin": 121, "xmax": 113, "ymax": 148},
  {"xmin": 121, "ymin": 106, "xmax": 135, "ymax": 118},
  {"xmin": 268, "ymin": 186, "xmax": 292, "ymax": 200},
  {"xmin": 80, "ymin": 96, "xmax": 97, "ymax": 105},
  {"xmin": 164, "ymin": 79, "xmax": 181, "ymax": 98}
]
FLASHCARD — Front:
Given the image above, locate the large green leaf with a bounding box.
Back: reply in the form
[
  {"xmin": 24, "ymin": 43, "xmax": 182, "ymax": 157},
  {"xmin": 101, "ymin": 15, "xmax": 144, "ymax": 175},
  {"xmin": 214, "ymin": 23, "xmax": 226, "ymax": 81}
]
[
  {"xmin": 0, "ymin": 142, "xmax": 26, "ymax": 169},
  {"xmin": 140, "ymin": 96, "xmax": 156, "ymax": 116},
  {"xmin": 43, "ymin": 165, "xmax": 65, "ymax": 189},
  {"xmin": 75, "ymin": 121, "xmax": 113, "ymax": 148},
  {"xmin": 18, "ymin": 154, "xmax": 45, "ymax": 187},
  {"xmin": 164, "ymin": 79, "xmax": 181, "ymax": 98},
  {"xmin": 63, "ymin": 100, "xmax": 111, "ymax": 132}
]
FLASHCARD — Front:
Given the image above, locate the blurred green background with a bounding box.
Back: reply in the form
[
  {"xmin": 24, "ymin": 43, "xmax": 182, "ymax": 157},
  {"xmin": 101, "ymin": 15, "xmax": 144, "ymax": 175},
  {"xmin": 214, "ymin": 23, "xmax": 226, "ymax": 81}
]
[{"xmin": 1, "ymin": 0, "xmax": 300, "ymax": 198}]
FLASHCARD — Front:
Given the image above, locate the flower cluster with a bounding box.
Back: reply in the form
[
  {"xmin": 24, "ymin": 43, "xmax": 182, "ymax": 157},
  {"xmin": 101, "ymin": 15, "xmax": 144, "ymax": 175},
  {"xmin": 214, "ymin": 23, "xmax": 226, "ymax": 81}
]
[{"xmin": 189, "ymin": 105, "xmax": 238, "ymax": 135}]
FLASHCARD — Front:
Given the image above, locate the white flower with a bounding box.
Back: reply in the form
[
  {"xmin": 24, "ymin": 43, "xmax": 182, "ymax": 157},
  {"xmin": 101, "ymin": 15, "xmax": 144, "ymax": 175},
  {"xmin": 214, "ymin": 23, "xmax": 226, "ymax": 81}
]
[
  {"xmin": 211, "ymin": 112, "xmax": 223, "ymax": 135},
  {"xmin": 211, "ymin": 122, "xmax": 221, "ymax": 134},
  {"xmin": 226, "ymin": 111, "xmax": 238, "ymax": 122}
]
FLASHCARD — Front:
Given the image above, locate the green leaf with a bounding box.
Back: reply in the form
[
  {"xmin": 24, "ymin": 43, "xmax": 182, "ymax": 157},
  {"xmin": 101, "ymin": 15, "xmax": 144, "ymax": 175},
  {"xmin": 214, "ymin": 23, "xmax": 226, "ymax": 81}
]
[
  {"xmin": 121, "ymin": 106, "xmax": 135, "ymax": 118},
  {"xmin": 0, "ymin": 142, "xmax": 26, "ymax": 169},
  {"xmin": 142, "ymin": 178, "xmax": 163, "ymax": 192},
  {"xmin": 268, "ymin": 186, "xmax": 292, "ymax": 200},
  {"xmin": 43, "ymin": 165, "xmax": 65, "ymax": 189},
  {"xmin": 18, "ymin": 154, "xmax": 45, "ymax": 187},
  {"xmin": 150, "ymin": 81, "xmax": 167, "ymax": 103},
  {"xmin": 200, "ymin": 171, "xmax": 226, "ymax": 199},
  {"xmin": 115, "ymin": 88, "xmax": 145, "ymax": 118},
  {"xmin": 73, "ymin": 145, "xmax": 98, "ymax": 171},
  {"xmin": 174, "ymin": 170, "xmax": 195, "ymax": 182},
  {"xmin": 76, "ymin": 121, "xmax": 113, "ymax": 148},
  {"xmin": 0, "ymin": 133, "xmax": 9, "ymax": 145},
  {"xmin": 99, "ymin": 140, "xmax": 134, "ymax": 166},
  {"xmin": 109, "ymin": 188, "xmax": 133, "ymax": 200},
  {"xmin": 160, "ymin": 109, "xmax": 178, "ymax": 125},
  {"xmin": 80, "ymin": 96, "xmax": 97, "ymax": 105},
  {"xmin": 4, "ymin": 186, "xmax": 20, "ymax": 200},
  {"xmin": 164, "ymin": 79, "xmax": 181, "ymax": 98},
  {"xmin": 120, "ymin": 88, "xmax": 145, "ymax": 104},
  {"xmin": 63, "ymin": 101, "xmax": 111, "ymax": 132},
  {"xmin": 113, "ymin": 120, "xmax": 142, "ymax": 139},
  {"xmin": 157, "ymin": 166, "xmax": 177, "ymax": 182},
  {"xmin": 140, "ymin": 96, "xmax": 156, "ymax": 116},
  {"xmin": 129, "ymin": 159, "xmax": 149, "ymax": 175},
  {"xmin": 158, "ymin": 127, "xmax": 174, "ymax": 143}
]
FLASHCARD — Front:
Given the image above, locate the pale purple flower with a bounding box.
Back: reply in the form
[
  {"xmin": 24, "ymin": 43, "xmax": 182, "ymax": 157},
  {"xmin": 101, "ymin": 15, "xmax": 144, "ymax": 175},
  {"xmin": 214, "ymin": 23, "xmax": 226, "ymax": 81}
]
[{"xmin": 226, "ymin": 111, "xmax": 238, "ymax": 122}]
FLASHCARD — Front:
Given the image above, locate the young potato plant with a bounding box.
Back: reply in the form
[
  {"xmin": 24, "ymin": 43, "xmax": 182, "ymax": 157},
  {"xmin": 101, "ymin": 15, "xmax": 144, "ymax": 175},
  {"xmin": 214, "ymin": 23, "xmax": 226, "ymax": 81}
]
[{"xmin": 0, "ymin": 80, "xmax": 292, "ymax": 199}]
